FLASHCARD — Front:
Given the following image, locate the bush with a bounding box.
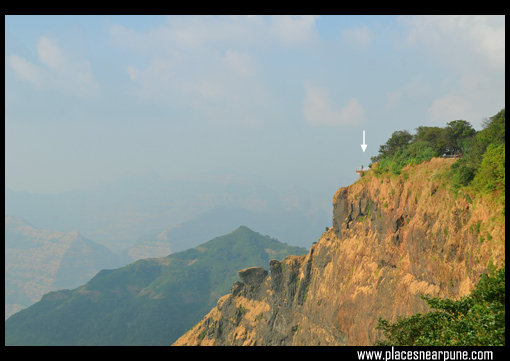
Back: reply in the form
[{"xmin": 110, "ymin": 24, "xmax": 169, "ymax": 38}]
[
  {"xmin": 376, "ymin": 266, "xmax": 505, "ymax": 346},
  {"xmin": 376, "ymin": 141, "xmax": 434, "ymax": 176},
  {"xmin": 451, "ymin": 160, "xmax": 476, "ymax": 187},
  {"xmin": 473, "ymin": 143, "xmax": 505, "ymax": 201},
  {"xmin": 449, "ymin": 109, "xmax": 505, "ymax": 191}
]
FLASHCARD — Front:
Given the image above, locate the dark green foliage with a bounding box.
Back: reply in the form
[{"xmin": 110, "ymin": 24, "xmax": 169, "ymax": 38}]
[
  {"xmin": 374, "ymin": 141, "xmax": 434, "ymax": 176},
  {"xmin": 479, "ymin": 109, "xmax": 505, "ymax": 145},
  {"xmin": 450, "ymin": 109, "xmax": 505, "ymax": 194},
  {"xmin": 444, "ymin": 120, "xmax": 477, "ymax": 155},
  {"xmin": 413, "ymin": 126, "xmax": 447, "ymax": 156},
  {"xmin": 450, "ymin": 160, "xmax": 476, "ymax": 186},
  {"xmin": 371, "ymin": 109, "xmax": 505, "ymax": 205},
  {"xmin": 376, "ymin": 266, "xmax": 505, "ymax": 346},
  {"xmin": 5, "ymin": 226, "xmax": 306, "ymax": 346},
  {"xmin": 472, "ymin": 143, "xmax": 505, "ymax": 202},
  {"xmin": 371, "ymin": 130, "xmax": 413, "ymax": 164}
]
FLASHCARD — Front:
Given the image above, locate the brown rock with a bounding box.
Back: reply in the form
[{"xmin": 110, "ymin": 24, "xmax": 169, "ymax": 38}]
[
  {"xmin": 238, "ymin": 267, "xmax": 268, "ymax": 288},
  {"xmin": 174, "ymin": 158, "xmax": 505, "ymax": 346}
]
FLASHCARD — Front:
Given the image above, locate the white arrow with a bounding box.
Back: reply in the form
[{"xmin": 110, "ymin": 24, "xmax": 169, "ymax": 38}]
[{"xmin": 361, "ymin": 130, "xmax": 367, "ymax": 152}]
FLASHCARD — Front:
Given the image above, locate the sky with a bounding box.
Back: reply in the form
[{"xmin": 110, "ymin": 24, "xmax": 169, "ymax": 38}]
[{"xmin": 5, "ymin": 15, "xmax": 505, "ymax": 195}]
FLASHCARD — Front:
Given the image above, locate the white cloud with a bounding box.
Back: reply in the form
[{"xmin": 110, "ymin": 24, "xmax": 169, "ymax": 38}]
[
  {"xmin": 382, "ymin": 75, "xmax": 430, "ymax": 113},
  {"xmin": 125, "ymin": 50, "xmax": 249, "ymax": 102},
  {"xmin": 7, "ymin": 54, "xmax": 46, "ymax": 89},
  {"xmin": 109, "ymin": 15, "xmax": 318, "ymax": 55},
  {"xmin": 383, "ymin": 90, "xmax": 403, "ymax": 112},
  {"xmin": 127, "ymin": 58, "xmax": 174, "ymax": 93},
  {"xmin": 113, "ymin": 16, "xmax": 318, "ymax": 98},
  {"xmin": 36, "ymin": 36, "xmax": 65, "ymax": 70},
  {"xmin": 107, "ymin": 16, "xmax": 322, "ymax": 128},
  {"xmin": 222, "ymin": 50, "xmax": 253, "ymax": 77},
  {"xmin": 303, "ymin": 82, "xmax": 366, "ymax": 127},
  {"xmin": 399, "ymin": 16, "xmax": 504, "ymax": 124},
  {"xmin": 400, "ymin": 74, "xmax": 429, "ymax": 98},
  {"xmin": 341, "ymin": 25, "xmax": 373, "ymax": 48},
  {"xmin": 399, "ymin": 15, "xmax": 505, "ymax": 72},
  {"xmin": 427, "ymin": 93, "xmax": 472, "ymax": 123},
  {"xmin": 7, "ymin": 36, "xmax": 99, "ymax": 98},
  {"xmin": 272, "ymin": 15, "xmax": 319, "ymax": 44},
  {"xmin": 118, "ymin": 18, "xmax": 295, "ymax": 116}
]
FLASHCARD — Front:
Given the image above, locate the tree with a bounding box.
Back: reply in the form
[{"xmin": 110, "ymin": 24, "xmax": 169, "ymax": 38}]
[
  {"xmin": 371, "ymin": 130, "xmax": 412, "ymax": 164},
  {"xmin": 449, "ymin": 109, "xmax": 505, "ymax": 189},
  {"xmin": 413, "ymin": 126, "xmax": 447, "ymax": 156},
  {"xmin": 473, "ymin": 143, "xmax": 505, "ymax": 200},
  {"xmin": 444, "ymin": 120, "xmax": 476, "ymax": 155},
  {"xmin": 479, "ymin": 109, "xmax": 505, "ymax": 146}
]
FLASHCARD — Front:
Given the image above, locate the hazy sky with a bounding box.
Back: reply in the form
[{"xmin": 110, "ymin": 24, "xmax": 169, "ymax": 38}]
[{"xmin": 5, "ymin": 15, "xmax": 505, "ymax": 195}]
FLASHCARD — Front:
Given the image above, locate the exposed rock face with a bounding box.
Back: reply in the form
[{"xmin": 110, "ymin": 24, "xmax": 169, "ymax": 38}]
[
  {"xmin": 238, "ymin": 267, "xmax": 268, "ymax": 288},
  {"xmin": 173, "ymin": 158, "xmax": 505, "ymax": 346}
]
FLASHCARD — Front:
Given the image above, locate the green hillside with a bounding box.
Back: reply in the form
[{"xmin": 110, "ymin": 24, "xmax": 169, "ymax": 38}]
[{"xmin": 5, "ymin": 226, "xmax": 307, "ymax": 345}]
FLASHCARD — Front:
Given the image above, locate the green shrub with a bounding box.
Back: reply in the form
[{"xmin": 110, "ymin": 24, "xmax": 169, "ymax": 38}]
[
  {"xmin": 376, "ymin": 266, "xmax": 505, "ymax": 346},
  {"xmin": 475, "ymin": 221, "xmax": 482, "ymax": 234},
  {"xmin": 376, "ymin": 141, "xmax": 434, "ymax": 176},
  {"xmin": 473, "ymin": 143, "xmax": 505, "ymax": 201}
]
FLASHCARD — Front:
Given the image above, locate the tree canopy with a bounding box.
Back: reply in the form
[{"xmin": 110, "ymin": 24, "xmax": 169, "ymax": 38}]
[
  {"xmin": 370, "ymin": 109, "xmax": 505, "ymax": 203},
  {"xmin": 450, "ymin": 109, "xmax": 505, "ymax": 198}
]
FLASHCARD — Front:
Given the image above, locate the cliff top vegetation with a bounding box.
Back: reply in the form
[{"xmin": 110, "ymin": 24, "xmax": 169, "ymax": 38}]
[{"xmin": 369, "ymin": 109, "xmax": 505, "ymax": 207}]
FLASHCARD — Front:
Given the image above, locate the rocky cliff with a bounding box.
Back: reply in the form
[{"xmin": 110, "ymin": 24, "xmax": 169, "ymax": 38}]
[{"xmin": 173, "ymin": 158, "xmax": 505, "ymax": 345}]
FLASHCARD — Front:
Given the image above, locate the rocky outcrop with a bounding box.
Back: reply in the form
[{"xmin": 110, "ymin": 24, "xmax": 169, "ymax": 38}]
[
  {"xmin": 173, "ymin": 158, "xmax": 505, "ymax": 346},
  {"xmin": 238, "ymin": 267, "xmax": 269, "ymax": 288}
]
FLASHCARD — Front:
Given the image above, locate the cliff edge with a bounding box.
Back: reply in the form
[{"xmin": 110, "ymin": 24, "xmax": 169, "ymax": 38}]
[{"xmin": 173, "ymin": 158, "xmax": 505, "ymax": 345}]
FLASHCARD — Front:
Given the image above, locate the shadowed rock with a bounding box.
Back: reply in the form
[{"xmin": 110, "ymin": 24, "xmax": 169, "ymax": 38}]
[{"xmin": 238, "ymin": 267, "xmax": 268, "ymax": 287}]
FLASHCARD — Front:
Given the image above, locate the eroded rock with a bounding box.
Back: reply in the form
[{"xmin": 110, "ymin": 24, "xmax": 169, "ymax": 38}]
[{"xmin": 238, "ymin": 267, "xmax": 268, "ymax": 288}]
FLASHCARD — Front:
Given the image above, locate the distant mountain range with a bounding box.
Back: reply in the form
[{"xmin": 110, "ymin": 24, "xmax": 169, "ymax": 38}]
[
  {"xmin": 5, "ymin": 226, "xmax": 307, "ymax": 345},
  {"xmin": 122, "ymin": 204, "xmax": 326, "ymax": 259},
  {"xmin": 5, "ymin": 172, "xmax": 330, "ymax": 323},
  {"xmin": 5, "ymin": 216, "xmax": 128, "ymax": 320},
  {"xmin": 5, "ymin": 172, "xmax": 331, "ymax": 252},
  {"xmin": 5, "ymin": 198, "xmax": 326, "ymax": 320}
]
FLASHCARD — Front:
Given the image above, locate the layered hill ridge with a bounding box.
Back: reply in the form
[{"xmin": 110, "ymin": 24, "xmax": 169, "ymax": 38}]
[
  {"xmin": 120, "ymin": 204, "xmax": 327, "ymax": 260},
  {"xmin": 4, "ymin": 226, "xmax": 307, "ymax": 345},
  {"xmin": 174, "ymin": 158, "xmax": 505, "ymax": 345},
  {"xmin": 5, "ymin": 173, "xmax": 330, "ymax": 252},
  {"xmin": 5, "ymin": 216, "xmax": 124, "ymax": 320}
]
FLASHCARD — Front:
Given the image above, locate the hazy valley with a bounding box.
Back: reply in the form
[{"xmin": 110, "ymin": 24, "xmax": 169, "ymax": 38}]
[
  {"xmin": 5, "ymin": 174, "xmax": 328, "ymax": 321},
  {"xmin": 5, "ymin": 172, "xmax": 331, "ymax": 252}
]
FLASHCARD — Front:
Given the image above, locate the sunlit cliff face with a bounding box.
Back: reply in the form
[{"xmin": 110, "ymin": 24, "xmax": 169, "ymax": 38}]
[{"xmin": 174, "ymin": 158, "xmax": 505, "ymax": 345}]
